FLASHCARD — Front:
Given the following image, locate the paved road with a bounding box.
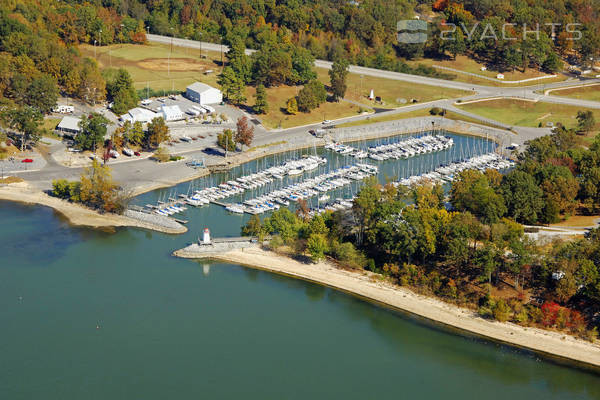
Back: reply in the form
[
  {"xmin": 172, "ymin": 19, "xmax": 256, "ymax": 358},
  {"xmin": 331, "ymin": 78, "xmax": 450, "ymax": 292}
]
[
  {"xmin": 147, "ymin": 34, "xmax": 600, "ymax": 105},
  {"xmin": 10, "ymin": 35, "xmax": 600, "ymax": 191}
]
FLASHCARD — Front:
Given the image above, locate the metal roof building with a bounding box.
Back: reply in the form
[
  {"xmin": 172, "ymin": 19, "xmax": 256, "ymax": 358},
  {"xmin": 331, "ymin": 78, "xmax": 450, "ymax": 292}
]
[
  {"xmin": 160, "ymin": 105, "xmax": 184, "ymax": 121},
  {"xmin": 121, "ymin": 107, "xmax": 158, "ymax": 124},
  {"xmin": 186, "ymin": 82, "xmax": 223, "ymax": 105},
  {"xmin": 56, "ymin": 116, "xmax": 82, "ymax": 136}
]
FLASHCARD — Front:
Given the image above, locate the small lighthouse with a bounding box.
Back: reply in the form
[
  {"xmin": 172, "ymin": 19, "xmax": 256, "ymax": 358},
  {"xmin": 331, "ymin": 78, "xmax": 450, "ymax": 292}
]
[{"xmin": 202, "ymin": 228, "xmax": 211, "ymax": 245}]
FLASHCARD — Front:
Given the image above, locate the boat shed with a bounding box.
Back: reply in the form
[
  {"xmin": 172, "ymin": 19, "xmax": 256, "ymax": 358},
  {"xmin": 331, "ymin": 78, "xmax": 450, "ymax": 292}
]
[
  {"xmin": 121, "ymin": 107, "xmax": 157, "ymax": 124},
  {"xmin": 160, "ymin": 104, "xmax": 184, "ymax": 121},
  {"xmin": 185, "ymin": 82, "xmax": 223, "ymax": 105},
  {"xmin": 56, "ymin": 116, "xmax": 82, "ymax": 137}
]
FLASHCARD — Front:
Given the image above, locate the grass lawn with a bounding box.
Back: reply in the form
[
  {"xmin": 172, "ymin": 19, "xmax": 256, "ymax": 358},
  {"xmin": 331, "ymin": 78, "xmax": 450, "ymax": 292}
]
[
  {"xmin": 550, "ymin": 215, "xmax": 600, "ymax": 228},
  {"xmin": 457, "ymin": 99, "xmax": 600, "ymax": 130},
  {"xmin": 316, "ymin": 69, "xmax": 472, "ymax": 108},
  {"xmin": 547, "ymin": 84, "xmax": 600, "ymax": 102},
  {"xmin": 244, "ymin": 85, "xmax": 366, "ymax": 129},
  {"xmin": 406, "ymin": 55, "xmax": 566, "ymax": 87},
  {"xmin": 41, "ymin": 118, "xmax": 60, "ymax": 131},
  {"xmin": 79, "ymin": 43, "xmax": 223, "ymax": 92},
  {"xmin": 336, "ymin": 108, "xmax": 511, "ymax": 131}
]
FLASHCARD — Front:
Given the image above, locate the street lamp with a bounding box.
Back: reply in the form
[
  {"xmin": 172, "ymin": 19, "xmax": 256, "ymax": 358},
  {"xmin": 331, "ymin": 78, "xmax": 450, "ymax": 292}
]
[
  {"xmin": 198, "ymin": 32, "xmax": 203, "ymax": 59},
  {"xmin": 94, "ymin": 40, "xmax": 97, "ymax": 59}
]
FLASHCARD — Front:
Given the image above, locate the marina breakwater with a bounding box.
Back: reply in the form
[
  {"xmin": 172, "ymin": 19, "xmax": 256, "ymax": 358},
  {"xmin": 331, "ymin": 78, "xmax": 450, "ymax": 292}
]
[{"xmin": 173, "ymin": 237, "xmax": 258, "ymax": 258}]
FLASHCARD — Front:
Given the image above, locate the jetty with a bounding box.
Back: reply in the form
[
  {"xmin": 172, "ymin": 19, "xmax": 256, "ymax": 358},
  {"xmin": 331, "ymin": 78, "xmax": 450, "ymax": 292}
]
[{"xmin": 173, "ymin": 237, "xmax": 258, "ymax": 258}]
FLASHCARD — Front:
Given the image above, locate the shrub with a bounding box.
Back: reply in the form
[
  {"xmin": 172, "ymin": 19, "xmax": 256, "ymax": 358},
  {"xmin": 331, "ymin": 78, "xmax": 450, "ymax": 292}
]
[
  {"xmin": 269, "ymin": 235, "xmax": 283, "ymax": 250},
  {"xmin": 153, "ymin": 146, "xmax": 171, "ymax": 162},
  {"xmin": 493, "ymin": 299, "xmax": 511, "ymax": 322}
]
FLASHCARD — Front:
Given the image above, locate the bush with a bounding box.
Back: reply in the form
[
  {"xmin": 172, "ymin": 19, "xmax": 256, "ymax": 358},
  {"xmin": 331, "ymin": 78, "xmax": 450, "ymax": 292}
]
[
  {"xmin": 330, "ymin": 241, "xmax": 366, "ymax": 269},
  {"xmin": 269, "ymin": 235, "xmax": 283, "ymax": 250},
  {"xmin": 493, "ymin": 299, "xmax": 511, "ymax": 322},
  {"xmin": 153, "ymin": 147, "xmax": 171, "ymax": 162},
  {"xmin": 429, "ymin": 107, "xmax": 443, "ymax": 116}
]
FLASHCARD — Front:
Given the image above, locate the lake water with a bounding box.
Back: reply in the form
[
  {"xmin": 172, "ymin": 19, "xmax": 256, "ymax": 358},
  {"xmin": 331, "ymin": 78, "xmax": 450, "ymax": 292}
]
[{"xmin": 1, "ymin": 132, "xmax": 599, "ymax": 399}]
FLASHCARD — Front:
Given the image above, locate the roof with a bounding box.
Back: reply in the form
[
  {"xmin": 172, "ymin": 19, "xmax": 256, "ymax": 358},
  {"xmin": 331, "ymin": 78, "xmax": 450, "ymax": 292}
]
[
  {"xmin": 186, "ymin": 82, "xmax": 220, "ymax": 94},
  {"xmin": 160, "ymin": 105, "xmax": 183, "ymax": 118},
  {"xmin": 57, "ymin": 116, "xmax": 81, "ymax": 131},
  {"xmin": 129, "ymin": 107, "xmax": 156, "ymax": 119}
]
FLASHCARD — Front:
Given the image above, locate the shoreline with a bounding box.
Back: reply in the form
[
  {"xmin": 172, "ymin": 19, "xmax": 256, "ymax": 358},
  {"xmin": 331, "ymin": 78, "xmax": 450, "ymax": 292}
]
[
  {"xmin": 0, "ymin": 183, "xmax": 187, "ymax": 234},
  {"xmin": 191, "ymin": 246, "xmax": 600, "ymax": 370}
]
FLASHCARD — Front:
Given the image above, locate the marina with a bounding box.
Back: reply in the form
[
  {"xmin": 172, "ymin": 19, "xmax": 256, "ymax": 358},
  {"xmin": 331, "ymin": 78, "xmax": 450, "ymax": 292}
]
[{"xmin": 137, "ymin": 131, "xmax": 505, "ymax": 220}]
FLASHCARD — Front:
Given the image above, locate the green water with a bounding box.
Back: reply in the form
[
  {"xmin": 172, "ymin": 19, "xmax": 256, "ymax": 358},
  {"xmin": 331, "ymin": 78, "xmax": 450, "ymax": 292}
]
[{"xmin": 1, "ymin": 133, "xmax": 599, "ymax": 398}]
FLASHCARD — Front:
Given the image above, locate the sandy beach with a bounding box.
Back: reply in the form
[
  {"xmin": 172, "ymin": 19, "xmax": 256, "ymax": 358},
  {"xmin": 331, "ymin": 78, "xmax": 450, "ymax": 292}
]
[
  {"xmin": 208, "ymin": 246, "xmax": 600, "ymax": 369},
  {"xmin": 0, "ymin": 182, "xmax": 186, "ymax": 234}
]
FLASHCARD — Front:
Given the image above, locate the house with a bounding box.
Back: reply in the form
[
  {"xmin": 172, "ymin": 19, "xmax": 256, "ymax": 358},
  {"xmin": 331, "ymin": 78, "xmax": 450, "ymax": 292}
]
[
  {"xmin": 56, "ymin": 116, "xmax": 81, "ymax": 137},
  {"xmin": 160, "ymin": 104, "xmax": 184, "ymax": 121},
  {"xmin": 185, "ymin": 82, "xmax": 223, "ymax": 105},
  {"xmin": 121, "ymin": 107, "xmax": 158, "ymax": 124}
]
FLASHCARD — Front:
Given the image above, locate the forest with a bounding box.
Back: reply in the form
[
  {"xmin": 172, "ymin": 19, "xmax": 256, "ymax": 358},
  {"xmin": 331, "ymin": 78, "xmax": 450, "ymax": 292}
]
[{"xmin": 243, "ymin": 125, "xmax": 600, "ymax": 341}]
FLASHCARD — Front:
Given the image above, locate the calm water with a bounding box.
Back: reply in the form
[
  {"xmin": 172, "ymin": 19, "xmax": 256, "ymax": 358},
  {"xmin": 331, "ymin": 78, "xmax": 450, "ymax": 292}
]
[{"xmin": 1, "ymin": 133, "xmax": 599, "ymax": 399}]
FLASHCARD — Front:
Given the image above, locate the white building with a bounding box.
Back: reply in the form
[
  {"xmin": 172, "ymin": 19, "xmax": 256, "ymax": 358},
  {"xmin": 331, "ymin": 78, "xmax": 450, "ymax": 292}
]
[
  {"xmin": 121, "ymin": 107, "xmax": 157, "ymax": 124},
  {"xmin": 186, "ymin": 82, "xmax": 223, "ymax": 105},
  {"xmin": 56, "ymin": 116, "xmax": 82, "ymax": 137},
  {"xmin": 160, "ymin": 105, "xmax": 184, "ymax": 121}
]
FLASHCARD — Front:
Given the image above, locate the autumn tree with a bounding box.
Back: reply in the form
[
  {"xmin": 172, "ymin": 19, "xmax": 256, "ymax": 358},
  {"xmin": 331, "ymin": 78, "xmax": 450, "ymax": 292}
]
[
  {"xmin": 145, "ymin": 117, "xmax": 170, "ymax": 148},
  {"xmin": 217, "ymin": 128, "xmax": 236, "ymax": 156},
  {"xmin": 78, "ymin": 159, "xmax": 124, "ymax": 213},
  {"xmin": 235, "ymin": 116, "xmax": 254, "ymax": 150},
  {"xmin": 286, "ymin": 97, "xmax": 298, "ymax": 115}
]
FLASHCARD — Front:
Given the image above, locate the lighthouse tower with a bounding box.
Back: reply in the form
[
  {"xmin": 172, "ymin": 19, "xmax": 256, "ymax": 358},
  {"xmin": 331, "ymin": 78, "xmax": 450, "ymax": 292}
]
[{"xmin": 202, "ymin": 228, "xmax": 211, "ymax": 244}]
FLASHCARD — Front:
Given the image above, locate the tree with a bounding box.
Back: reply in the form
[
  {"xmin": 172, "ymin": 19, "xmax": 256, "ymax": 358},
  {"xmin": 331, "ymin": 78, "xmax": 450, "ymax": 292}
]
[
  {"xmin": 1, "ymin": 106, "xmax": 43, "ymax": 151},
  {"xmin": 78, "ymin": 159, "xmax": 124, "ymax": 213},
  {"xmin": 307, "ymin": 233, "xmax": 329, "ymax": 262},
  {"xmin": 153, "ymin": 146, "xmax": 170, "ymax": 162},
  {"xmin": 329, "ymin": 57, "xmax": 349, "ymax": 101},
  {"xmin": 242, "ymin": 214, "xmax": 262, "ymax": 237},
  {"xmin": 227, "ymin": 35, "xmax": 252, "ymax": 83},
  {"xmin": 145, "ymin": 117, "xmax": 170, "ymax": 148},
  {"xmin": 218, "ymin": 66, "xmax": 246, "ymax": 104},
  {"xmin": 217, "ymin": 129, "xmax": 235, "ymax": 156},
  {"xmin": 445, "ymin": 27, "xmax": 467, "ymax": 60},
  {"xmin": 27, "ymin": 75, "xmax": 59, "ymax": 114},
  {"xmin": 77, "ymin": 113, "xmax": 109, "ymax": 151},
  {"xmin": 125, "ymin": 121, "xmax": 144, "ymax": 146},
  {"xmin": 77, "ymin": 58, "xmax": 106, "ymax": 105},
  {"xmin": 297, "ymin": 80, "xmax": 327, "ymax": 112},
  {"xmin": 576, "ymin": 111, "xmax": 596, "ymax": 135},
  {"xmin": 235, "ymin": 116, "xmax": 254, "ymax": 150},
  {"xmin": 450, "ymin": 169, "xmax": 506, "ymax": 224},
  {"xmin": 286, "ymin": 97, "xmax": 298, "ymax": 115},
  {"xmin": 253, "ymin": 84, "xmax": 268, "ymax": 114},
  {"xmin": 106, "ymin": 69, "xmax": 138, "ymax": 115},
  {"xmin": 501, "ymin": 170, "xmax": 544, "ymax": 224}
]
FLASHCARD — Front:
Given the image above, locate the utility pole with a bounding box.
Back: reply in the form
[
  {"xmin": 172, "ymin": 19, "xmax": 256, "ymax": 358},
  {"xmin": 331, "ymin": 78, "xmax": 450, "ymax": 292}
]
[
  {"xmin": 170, "ymin": 27, "xmax": 174, "ymax": 53},
  {"xmin": 199, "ymin": 32, "xmax": 203, "ymax": 59}
]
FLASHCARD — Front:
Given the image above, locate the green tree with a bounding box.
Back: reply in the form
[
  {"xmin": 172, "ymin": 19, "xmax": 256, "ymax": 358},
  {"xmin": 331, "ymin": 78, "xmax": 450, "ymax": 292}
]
[
  {"xmin": 328, "ymin": 57, "xmax": 349, "ymax": 101},
  {"xmin": 145, "ymin": 117, "xmax": 170, "ymax": 148},
  {"xmin": 218, "ymin": 66, "xmax": 246, "ymax": 104},
  {"xmin": 227, "ymin": 35, "xmax": 252, "ymax": 83},
  {"xmin": 296, "ymin": 79, "xmax": 327, "ymax": 112},
  {"xmin": 242, "ymin": 214, "xmax": 262, "ymax": 237},
  {"xmin": 450, "ymin": 169, "xmax": 506, "ymax": 224},
  {"xmin": 307, "ymin": 233, "xmax": 329, "ymax": 262},
  {"xmin": 106, "ymin": 68, "xmax": 138, "ymax": 115},
  {"xmin": 501, "ymin": 170, "xmax": 544, "ymax": 224},
  {"xmin": 576, "ymin": 110, "xmax": 596, "ymax": 135},
  {"xmin": 126, "ymin": 121, "xmax": 145, "ymax": 146},
  {"xmin": 27, "ymin": 75, "xmax": 59, "ymax": 114},
  {"xmin": 77, "ymin": 113, "xmax": 109, "ymax": 151},
  {"xmin": 1, "ymin": 106, "xmax": 43, "ymax": 151},
  {"xmin": 253, "ymin": 84, "xmax": 268, "ymax": 114}
]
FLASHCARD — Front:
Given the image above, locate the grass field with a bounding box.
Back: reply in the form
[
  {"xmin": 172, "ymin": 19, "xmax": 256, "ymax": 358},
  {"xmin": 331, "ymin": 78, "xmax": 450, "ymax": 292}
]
[
  {"xmin": 547, "ymin": 84, "xmax": 600, "ymax": 102},
  {"xmin": 79, "ymin": 43, "xmax": 224, "ymax": 92},
  {"xmin": 336, "ymin": 108, "xmax": 512, "ymax": 131},
  {"xmin": 457, "ymin": 99, "xmax": 600, "ymax": 130},
  {"xmin": 244, "ymin": 85, "xmax": 366, "ymax": 129},
  {"xmin": 316, "ymin": 70, "xmax": 472, "ymax": 108},
  {"xmin": 405, "ymin": 55, "xmax": 566, "ymax": 87}
]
